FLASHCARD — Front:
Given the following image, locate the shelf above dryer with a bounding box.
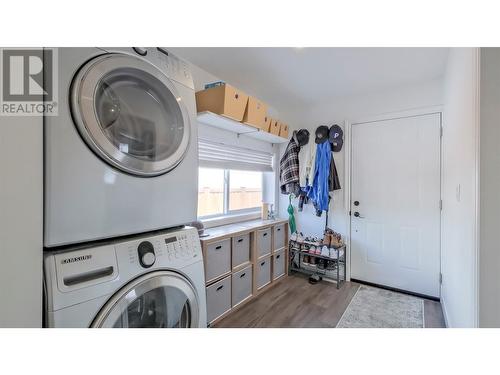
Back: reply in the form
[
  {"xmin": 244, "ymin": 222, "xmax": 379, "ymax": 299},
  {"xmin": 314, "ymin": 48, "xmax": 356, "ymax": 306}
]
[{"xmin": 197, "ymin": 111, "xmax": 289, "ymax": 144}]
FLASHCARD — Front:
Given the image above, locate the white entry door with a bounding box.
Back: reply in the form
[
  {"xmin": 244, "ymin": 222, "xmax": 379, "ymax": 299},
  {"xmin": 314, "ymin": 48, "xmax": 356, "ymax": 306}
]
[{"xmin": 350, "ymin": 113, "xmax": 441, "ymax": 297}]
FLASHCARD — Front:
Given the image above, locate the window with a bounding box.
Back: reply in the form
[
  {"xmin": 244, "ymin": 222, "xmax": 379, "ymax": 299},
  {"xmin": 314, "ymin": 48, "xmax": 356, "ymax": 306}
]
[
  {"xmin": 229, "ymin": 170, "xmax": 263, "ymax": 211},
  {"xmin": 197, "ymin": 168, "xmax": 225, "ymax": 217},
  {"xmin": 197, "ymin": 138, "xmax": 272, "ymax": 220},
  {"xmin": 198, "ymin": 168, "xmax": 263, "ymax": 218}
]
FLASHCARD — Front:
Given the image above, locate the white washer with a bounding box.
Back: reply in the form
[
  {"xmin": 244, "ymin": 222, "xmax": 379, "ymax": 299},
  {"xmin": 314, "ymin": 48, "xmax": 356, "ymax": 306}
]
[
  {"xmin": 44, "ymin": 226, "xmax": 207, "ymax": 328},
  {"xmin": 44, "ymin": 47, "xmax": 198, "ymax": 247}
]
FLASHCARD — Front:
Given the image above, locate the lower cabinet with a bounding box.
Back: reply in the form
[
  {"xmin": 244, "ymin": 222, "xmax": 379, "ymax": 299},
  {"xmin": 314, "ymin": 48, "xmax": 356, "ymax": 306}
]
[
  {"xmin": 232, "ymin": 265, "xmax": 253, "ymax": 307},
  {"xmin": 206, "ymin": 275, "xmax": 231, "ymax": 324},
  {"xmin": 203, "ymin": 221, "xmax": 288, "ymax": 326},
  {"xmin": 256, "ymin": 256, "xmax": 272, "ymax": 290}
]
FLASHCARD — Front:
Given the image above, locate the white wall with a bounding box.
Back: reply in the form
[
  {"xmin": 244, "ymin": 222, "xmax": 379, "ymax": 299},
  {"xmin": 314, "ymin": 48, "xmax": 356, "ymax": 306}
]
[
  {"xmin": 440, "ymin": 48, "xmax": 479, "ymax": 328},
  {"xmin": 479, "ymin": 48, "xmax": 500, "ymax": 327},
  {"xmin": 278, "ymin": 79, "xmax": 444, "ymax": 239},
  {"xmin": 0, "ymin": 114, "xmax": 43, "ymax": 327}
]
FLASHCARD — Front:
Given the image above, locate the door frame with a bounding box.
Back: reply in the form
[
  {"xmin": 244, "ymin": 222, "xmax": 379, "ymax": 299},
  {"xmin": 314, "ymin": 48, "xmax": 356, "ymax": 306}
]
[{"xmin": 343, "ymin": 106, "xmax": 443, "ymax": 289}]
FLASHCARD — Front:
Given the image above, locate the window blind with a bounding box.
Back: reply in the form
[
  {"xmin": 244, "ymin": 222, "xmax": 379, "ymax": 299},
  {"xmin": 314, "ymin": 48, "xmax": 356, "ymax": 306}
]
[{"xmin": 198, "ymin": 139, "xmax": 274, "ymax": 172}]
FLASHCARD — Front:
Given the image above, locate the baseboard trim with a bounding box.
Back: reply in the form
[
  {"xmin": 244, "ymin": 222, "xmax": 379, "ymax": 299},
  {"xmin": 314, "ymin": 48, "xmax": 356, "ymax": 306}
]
[{"xmin": 351, "ymin": 279, "xmax": 440, "ymax": 302}]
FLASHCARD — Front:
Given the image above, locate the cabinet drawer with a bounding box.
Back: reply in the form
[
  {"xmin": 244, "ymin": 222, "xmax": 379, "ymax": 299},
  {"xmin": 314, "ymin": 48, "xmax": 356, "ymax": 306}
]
[
  {"xmin": 256, "ymin": 256, "xmax": 271, "ymax": 290},
  {"xmin": 273, "ymin": 249, "xmax": 286, "ymax": 281},
  {"xmin": 205, "ymin": 239, "xmax": 231, "ymax": 282},
  {"xmin": 232, "ymin": 265, "xmax": 253, "ymax": 307},
  {"xmin": 273, "ymin": 224, "xmax": 286, "ymax": 251},
  {"xmin": 206, "ymin": 276, "xmax": 231, "ymax": 324},
  {"xmin": 256, "ymin": 228, "xmax": 272, "ymax": 258},
  {"xmin": 232, "ymin": 234, "xmax": 250, "ymax": 269}
]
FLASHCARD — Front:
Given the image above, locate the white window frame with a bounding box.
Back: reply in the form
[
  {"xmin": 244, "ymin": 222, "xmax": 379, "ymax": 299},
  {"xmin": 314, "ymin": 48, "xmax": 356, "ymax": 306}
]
[{"xmin": 198, "ymin": 168, "xmax": 263, "ymax": 227}]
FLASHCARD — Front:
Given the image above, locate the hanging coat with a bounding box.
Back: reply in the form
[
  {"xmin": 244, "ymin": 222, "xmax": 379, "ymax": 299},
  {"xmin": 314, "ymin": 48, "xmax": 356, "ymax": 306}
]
[
  {"xmin": 306, "ymin": 142, "xmax": 331, "ymax": 212},
  {"xmin": 279, "ymin": 138, "xmax": 300, "ymax": 195},
  {"xmin": 329, "ymin": 153, "xmax": 341, "ymax": 191}
]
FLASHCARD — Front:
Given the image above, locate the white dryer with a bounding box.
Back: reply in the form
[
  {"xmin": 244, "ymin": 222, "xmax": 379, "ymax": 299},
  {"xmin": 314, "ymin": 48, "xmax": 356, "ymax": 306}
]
[
  {"xmin": 44, "ymin": 226, "xmax": 207, "ymax": 328},
  {"xmin": 44, "ymin": 47, "xmax": 198, "ymax": 247}
]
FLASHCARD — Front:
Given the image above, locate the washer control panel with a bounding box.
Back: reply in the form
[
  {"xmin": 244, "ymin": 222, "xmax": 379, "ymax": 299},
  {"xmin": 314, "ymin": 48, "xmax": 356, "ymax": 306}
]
[
  {"xmin": 164, "ymin": 232, "xmax": 198, "ymax": 261},
  {"xmin": 117, "ymin": 227, "xmax": 202, "ymax": 269}
]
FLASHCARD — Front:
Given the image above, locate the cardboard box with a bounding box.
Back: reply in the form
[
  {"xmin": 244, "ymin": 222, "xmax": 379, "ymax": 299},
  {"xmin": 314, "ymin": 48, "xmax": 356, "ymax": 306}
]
[
  {"xmin": 270, "ymin": 119, "xmax": 280, "ymax": 135},
  {"xmin": 242, "ymin": 96, "xmax": 268, "ymax": 129},
  {"xmin": 195, "ymin": 84, "xmax": 249, "ymax": 121},
  {"xmin": 279, "ymin": 122, "xmax": 289, "ymax": 138},
  {"xmin": 263, "ymin": 115, "xmax": 272, "ymax": 132}
]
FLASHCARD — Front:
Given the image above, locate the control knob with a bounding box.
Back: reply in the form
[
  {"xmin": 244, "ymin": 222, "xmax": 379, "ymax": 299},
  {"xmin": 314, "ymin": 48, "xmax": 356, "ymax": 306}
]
[{"xmin": 138, "ymin": 241, "xmax": 156, "ymax": 268}]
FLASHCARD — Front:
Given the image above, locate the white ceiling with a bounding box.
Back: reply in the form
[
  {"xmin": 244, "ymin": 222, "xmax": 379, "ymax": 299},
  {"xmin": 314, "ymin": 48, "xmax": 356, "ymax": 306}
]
[{"xmin": 171, "ymin": 47, "xmax": 449, "ymax": 116}]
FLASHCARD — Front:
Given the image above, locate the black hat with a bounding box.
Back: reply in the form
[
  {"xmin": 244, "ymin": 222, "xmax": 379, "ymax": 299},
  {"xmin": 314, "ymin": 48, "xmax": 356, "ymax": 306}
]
[
  {"xmin": 315, "ymin": 125, "xmax": 329, "ymax": 144},
  {"xmin": 296, "ymin": 129, "xmax": 310, "ymax": 146},
  {"xmin": 329, "ymin": 124, "xmax": 344, "ymax": 152}
]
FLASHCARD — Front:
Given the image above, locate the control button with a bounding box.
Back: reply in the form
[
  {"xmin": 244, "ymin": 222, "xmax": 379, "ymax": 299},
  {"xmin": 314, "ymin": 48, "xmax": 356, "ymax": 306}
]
[
  {"xmin": 138, "ymin": 241, "xmax": 156, "ymax": 268},
  {"xmin": 133, "ymin": 47, "xmax": 148, "ymax": 56}
]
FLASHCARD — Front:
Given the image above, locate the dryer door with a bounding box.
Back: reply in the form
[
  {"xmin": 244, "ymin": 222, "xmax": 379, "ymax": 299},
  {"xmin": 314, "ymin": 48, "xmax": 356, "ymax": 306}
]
[
  {"xmin": 71, "ymin": 53, "xmax": 190, "ymax": 177},
  {"xmin": 91, "ymin": 271, "xmax": 199, "ymax": 328}
]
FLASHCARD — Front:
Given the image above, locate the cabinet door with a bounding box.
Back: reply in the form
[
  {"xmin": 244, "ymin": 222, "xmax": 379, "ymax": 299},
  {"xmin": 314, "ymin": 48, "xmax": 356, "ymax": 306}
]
[
  {"xmin": 273, "ymin": 224, "xmax": 286, "ymax": 251},
  {"xmin": 256, "ymin": 228, "xmax": 271, "ymax": 258},
  {"xmin": 232, "ymin": 265, "xmax": 253, "ymax": 307},
  {"xmin": 205, "ymin": 239, "xmax": 231, "ymax": 282},
  {"xmin": 206, "ymin": 276, "xmax": 231, "ymax": 324},
  {"xmin": 256, "ymin": 256, "xmax": 271, "ymax": 290},
  {"xmin": 273, "ymin": 250, "xmax": 285, "ymax": 281},
  {"xmin": 232, "ymin": 234, "xmax": 250, "ymax": 269}
]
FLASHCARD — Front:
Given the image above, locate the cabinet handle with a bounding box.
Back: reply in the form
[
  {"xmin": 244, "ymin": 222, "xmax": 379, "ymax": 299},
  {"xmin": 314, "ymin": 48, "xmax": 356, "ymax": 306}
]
[
  {"xmin": 261, "ymin": 261, "xmax": 266, "ymax": 266},
  {"xmin": 276, "ymin": 254, "xmax": 280, "ymax": 259},
  {"xmin": 216, "ymin": 285, "xmax": 224, "ymax": 291},
  {"xmin": 263, "ymin": 233, "xmax": 268, "ymax": 237},
  {"xmin": 237, "ymin": 239, "xmax": 243, "ymax": 243},
  {"xmin": 215, "ymin": 245, "xmax": 222, "ymax": 250},
  {"xmin": 277, "ymin": 228, "xmax": 281, "ymax": 231},
  {"xmin": 240, "ymin": 273, "xmax": 246, "ymax": 278}
]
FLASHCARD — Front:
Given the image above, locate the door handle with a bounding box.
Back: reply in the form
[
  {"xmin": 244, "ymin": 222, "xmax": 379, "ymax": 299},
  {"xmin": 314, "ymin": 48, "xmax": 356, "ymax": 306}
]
[{"xmin": 353, "ymin": 212, "xmax": 364, "ymax": 218}]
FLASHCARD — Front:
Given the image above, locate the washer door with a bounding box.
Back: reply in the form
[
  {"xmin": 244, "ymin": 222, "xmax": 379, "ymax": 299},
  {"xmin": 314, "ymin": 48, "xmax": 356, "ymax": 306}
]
[
  {"xmin": 71, "ymin": 53, "xmax": 190, "ymax": 177},
  {"xmin": 91, "ymin": 271, "xmax": 199, "ymax": 328}
]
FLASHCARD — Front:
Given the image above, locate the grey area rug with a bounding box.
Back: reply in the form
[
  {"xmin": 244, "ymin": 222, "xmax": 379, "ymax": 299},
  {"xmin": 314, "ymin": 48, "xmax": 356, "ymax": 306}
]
[{"xmin": 337, "ymin": 285, "xmax": 424, "ymax": 328}]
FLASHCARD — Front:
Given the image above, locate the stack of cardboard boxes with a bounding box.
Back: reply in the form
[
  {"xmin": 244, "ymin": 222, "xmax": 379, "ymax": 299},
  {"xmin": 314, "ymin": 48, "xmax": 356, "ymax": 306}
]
[{"xmin": 195, "ymin": 82, "xmax": 289, "ymax": 139}]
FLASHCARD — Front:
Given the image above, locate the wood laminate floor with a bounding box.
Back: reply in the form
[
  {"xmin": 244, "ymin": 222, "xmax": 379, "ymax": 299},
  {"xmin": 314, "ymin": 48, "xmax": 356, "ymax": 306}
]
[{"xmin": 214, "ymin": 274, "xmax": 446, "ymax": 328}]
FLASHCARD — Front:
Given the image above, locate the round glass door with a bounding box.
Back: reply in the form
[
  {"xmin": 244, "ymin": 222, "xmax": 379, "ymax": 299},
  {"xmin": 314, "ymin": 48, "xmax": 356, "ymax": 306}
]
[
  {"xmin": 71, "ymin": 53, "xmax": 190, "ymax": 176},
  {"xmin": 92, "ymin": 271, "xmax": 199, "ymax": 328}
]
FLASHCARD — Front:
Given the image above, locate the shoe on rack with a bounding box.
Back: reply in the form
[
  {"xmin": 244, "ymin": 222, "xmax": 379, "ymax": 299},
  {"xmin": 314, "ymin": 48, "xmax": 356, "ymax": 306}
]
[
  {"xmin": 314, "ymin": 245, "xmax": 321, "ymax": 255},
  {"xmin": 296, "ymin": 232, "xmax": 304, "ymax": 243},
  {"xmin": 321, "ymin": 245, "xmax": 329, "ymax": 257},
  {"xmin": 326, "ymin": 260, "xmax": 336, "ymax": 270},
  {"xmin": 303, "ymin": 255, "xmax": 310, "ymax": 265},
  {"xmin": 309, "ymin": 256, "xmax": 317, "ymax": 266},
  {"xmin": 318, "ymin": 259, "xmax": 326, "ymax": 270},
  {"xmin": 309, "ymin": 245, "xmax": 316, "ymax": 254},
  {"xmin": 290, "ymin": 232, "xmax": 297, "ymax": 242},
  {"xmin": 329, "ymin": 247, "xmax": 340, "ymax": 259}
]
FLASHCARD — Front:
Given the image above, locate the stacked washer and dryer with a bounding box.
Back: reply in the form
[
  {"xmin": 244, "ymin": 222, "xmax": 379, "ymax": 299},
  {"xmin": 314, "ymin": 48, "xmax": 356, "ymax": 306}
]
[{"xmin": 43, "ymin": 47, "xmax": 207, "ymax": 327}]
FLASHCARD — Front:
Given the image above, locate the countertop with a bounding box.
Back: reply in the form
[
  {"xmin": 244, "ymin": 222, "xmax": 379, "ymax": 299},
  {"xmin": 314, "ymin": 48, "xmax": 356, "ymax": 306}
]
[{"xmin": 200, "ymin": 218, "xmax": 288, "ymax": 243}]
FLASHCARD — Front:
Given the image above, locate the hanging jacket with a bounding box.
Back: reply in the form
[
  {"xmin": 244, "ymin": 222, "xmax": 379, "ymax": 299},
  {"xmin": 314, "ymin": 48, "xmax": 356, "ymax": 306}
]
[
  {"xmin": 329, "ymin": 153, "xmax": 341, "ymax": 191},
  {"xmin": 298, "ymin": 141, "xmax": 317, "ymax": 187},
  {"xmin": 306, "ymin": 142, "xmax": 331, "ymax": 212},
  {"xmin": 279, "ymin": 138, "xmax": 300, "ymax": 195}
]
